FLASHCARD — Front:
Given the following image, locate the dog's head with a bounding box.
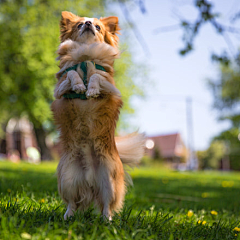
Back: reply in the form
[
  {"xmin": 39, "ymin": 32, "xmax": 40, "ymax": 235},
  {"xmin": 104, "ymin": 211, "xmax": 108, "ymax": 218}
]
[{"xmin": 60, "ymin": 11, "xmax": 120, "ymax": 47}]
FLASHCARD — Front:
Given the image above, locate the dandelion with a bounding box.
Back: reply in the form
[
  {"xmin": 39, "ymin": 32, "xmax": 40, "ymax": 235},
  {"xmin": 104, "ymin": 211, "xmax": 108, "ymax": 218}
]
[
  {"xmin": 7, "ymin": 189, "xmax": 11, "ymax": 193},
  {"xmin": 21, "ymin": 232, "xmax": 32, "ymax": 239},
  {"xmin": 40, "ymin": 199, "xmax": 45, "ymax": 203},
  {"xmin": 222, "ymin": 181, "xmax": 228, "ymax": 187},
  {"xmin": 201, "ymin": 192, "xmax": 208, "ymax": 198},
  {"xmin": 187, "ymin": 210, "xmax": 194, "ymax": 217},
  {"xmin": 222, "ymin": 181, "xmax": 234, "ymax": 188},
  {"xmin": 211, "ymin": 210, "xmax": 218, "ymax": 215},
  {"xmin": 233, "ymin": 227, "xmax": 240, "ymax": 232},
  {"xmin": 202, "ymin": 221, "xmax": 206, "ymax": 225},
  {"xmin": 197, "ymin": 220, "xmax": 202, "ymax": 224}
]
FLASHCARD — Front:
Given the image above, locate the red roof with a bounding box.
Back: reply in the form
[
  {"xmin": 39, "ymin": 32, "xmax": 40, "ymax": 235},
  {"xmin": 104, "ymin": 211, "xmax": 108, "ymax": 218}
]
[{"xmin": 147, "ymin": 133, "xmax": 184, "ymax": 158}]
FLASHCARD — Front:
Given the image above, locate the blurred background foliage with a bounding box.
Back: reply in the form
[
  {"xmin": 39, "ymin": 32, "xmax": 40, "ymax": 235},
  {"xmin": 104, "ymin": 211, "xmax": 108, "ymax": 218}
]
[
  {"xmin": 1, "ymin": 0, "xmax": 240, "ymax": 167},
  {"xmin": 0, "ymin": 0, "xmax": 145, "ymax": 159},
  {"xmin": 197, "ymin": 141, "xmax": 225, "ymax": 170},
  {"xmin": 119, "ymin": 0, "xmax": 240, "ymax": 170},
  {"xmin": 207, "ymin": 63, "xmax": 240, "ymax": 170}
]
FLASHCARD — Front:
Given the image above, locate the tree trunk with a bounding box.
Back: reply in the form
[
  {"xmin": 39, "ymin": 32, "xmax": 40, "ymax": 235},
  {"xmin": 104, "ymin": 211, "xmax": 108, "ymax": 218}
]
[{"xmin": 34, "ymin": 125, "xmax": 53, "ymax": 160}]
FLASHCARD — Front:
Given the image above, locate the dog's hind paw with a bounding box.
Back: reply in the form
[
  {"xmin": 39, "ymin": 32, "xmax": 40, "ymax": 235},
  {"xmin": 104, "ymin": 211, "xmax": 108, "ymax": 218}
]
[{"xmin": 64, "ymin": 206, "xmax": 75, "ymax": 220}]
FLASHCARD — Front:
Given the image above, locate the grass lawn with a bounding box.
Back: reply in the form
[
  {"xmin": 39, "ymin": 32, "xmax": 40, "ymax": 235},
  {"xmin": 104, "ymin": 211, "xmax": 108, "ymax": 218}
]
[{"xmin": 0, "ymin": 161, "xmax": 240, "ymax": 239}]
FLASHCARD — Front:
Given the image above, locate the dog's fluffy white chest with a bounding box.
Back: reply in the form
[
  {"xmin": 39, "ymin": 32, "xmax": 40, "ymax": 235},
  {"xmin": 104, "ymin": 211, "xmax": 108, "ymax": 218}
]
[
  {"xmin": 62, "ymin": 144, "xmax": 96, "ymax": 189},
  {"xmin": 80, "ymin": 144, "xmax": 95, "ymax": 186}
]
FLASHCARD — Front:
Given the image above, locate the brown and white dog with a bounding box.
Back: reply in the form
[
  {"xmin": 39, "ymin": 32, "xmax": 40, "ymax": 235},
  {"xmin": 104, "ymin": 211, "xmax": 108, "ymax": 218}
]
[{"xmin": 51, "ymin": 11, "xmax": 145, "ymax": 220}]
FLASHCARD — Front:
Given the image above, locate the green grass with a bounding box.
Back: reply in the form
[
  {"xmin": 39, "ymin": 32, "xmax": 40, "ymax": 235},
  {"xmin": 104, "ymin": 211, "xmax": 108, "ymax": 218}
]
[{"xmin": 0, "ymin": 161, "xmax": 240, "ymax": 239}]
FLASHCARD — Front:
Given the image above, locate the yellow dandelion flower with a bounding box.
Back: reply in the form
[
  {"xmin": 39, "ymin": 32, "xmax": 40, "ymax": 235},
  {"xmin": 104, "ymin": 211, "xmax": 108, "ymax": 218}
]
[
  {"xmin": 222, "ymin": 181, "xmax": 228, "ymax": 187},
  {"xmin": 233, "ymin": 227, "xmax": 240, "ymax": 232},
  {"xmin": 40, "ymin": 199, "xmax": 45, "ymax": 203},
  {"xmin": 222, "ymin": 181, "xmax": 234, "ymax": 188},
  {"xmin": 197, "ymin": 220, "xmax": 202, "ymax": 224},
  {"xmin": 7, "ymin": 189, "xmax": 11, "ymax": 193},
  {"xmin": 235, "ymin": 234, "xmax": 237, "ymax": 237},
  {"xmin": 187, "ymin": 210, "xmax": 194, "ymax": 217},
  {"xmin": 201, "ymin": 192, "xmax": 208, "ymax": 198},
  {"xmin": 202, "ymin": 221, "xmax": 207, "ymax": 225},
  {"xmin": 21, "ymin": 232, "xmax": 32, "ymax": 239},
  {"xmin": 211, "ymin": 210, "xmax": 218, "ymax": 215}
]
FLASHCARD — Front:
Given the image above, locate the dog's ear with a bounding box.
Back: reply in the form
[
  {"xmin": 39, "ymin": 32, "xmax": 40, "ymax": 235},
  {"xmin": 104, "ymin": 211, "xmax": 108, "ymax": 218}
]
[
  {"xmin": 100, "ymin": 16, "xmax": 120, "ymax": 34},
  {"xmin": 60, "ymin": 11, "xmax": 78, "ymax": 42},
  {"xmin": 100, "ymin": 16, "xmax": 120, "ymax": 47}
]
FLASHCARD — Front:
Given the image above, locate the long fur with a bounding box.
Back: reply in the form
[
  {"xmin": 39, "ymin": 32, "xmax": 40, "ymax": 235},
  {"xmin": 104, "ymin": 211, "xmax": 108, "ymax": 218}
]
[
  {"xmin": 51, "ymin": 11, "xmax": 145, "ymax": 220},
  {"xmin": 116, "ymin": 132, "xmax": 146, "ymax": 168}
]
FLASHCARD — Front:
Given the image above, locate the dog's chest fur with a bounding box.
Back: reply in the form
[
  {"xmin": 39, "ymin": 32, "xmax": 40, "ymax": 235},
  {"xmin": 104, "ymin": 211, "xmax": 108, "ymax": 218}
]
[
  {"xmin": 65, "ymin": 143, "xmax": 97, "ymax": 188},
  {"xmin": 52, "ymin": 93, "xmax": 122, "ymax": 156}
]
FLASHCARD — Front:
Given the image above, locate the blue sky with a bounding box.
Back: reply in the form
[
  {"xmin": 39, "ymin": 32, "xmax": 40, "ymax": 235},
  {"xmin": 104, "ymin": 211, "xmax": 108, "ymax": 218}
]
[{"xmin": 112, "ymin": 0, "xmax": 239, "ymax": 151}]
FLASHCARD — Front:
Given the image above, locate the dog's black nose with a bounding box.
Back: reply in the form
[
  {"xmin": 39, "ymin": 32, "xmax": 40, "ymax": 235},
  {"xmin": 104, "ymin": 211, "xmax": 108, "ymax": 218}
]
[{"xmin": 85, "ymin": 21, "xmax": 92, "ymax": 26}]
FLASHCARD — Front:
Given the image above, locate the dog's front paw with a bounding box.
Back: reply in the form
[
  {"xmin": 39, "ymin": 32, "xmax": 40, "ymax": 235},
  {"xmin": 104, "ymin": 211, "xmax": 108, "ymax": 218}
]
[
  {"xmin": 86, "ymin": 88, "xmax": 100, "ymax": 98},
  {"xmin": 54, "ymin": 91, "xmax": 61, "ymax": 99},
  {"xmin": 72, "ymin": 83, "xmax": 86, "ymax": 93},
  {"xmin": 54, "ymin": 89, "xmax": 64, "ymax": 99}
]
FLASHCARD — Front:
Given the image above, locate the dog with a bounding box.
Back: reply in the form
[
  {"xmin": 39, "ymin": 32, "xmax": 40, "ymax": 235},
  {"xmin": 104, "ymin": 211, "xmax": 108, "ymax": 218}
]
[{"xmin": 51, "ymin": 11, "xmax": 145, "ymax": 220}]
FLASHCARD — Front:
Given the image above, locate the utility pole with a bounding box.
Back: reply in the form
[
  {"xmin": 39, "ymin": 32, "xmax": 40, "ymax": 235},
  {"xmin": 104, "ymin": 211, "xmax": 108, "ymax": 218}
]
[{"xmin": 186, "ymin": 97, "xmax": 198, "ymax": 170}]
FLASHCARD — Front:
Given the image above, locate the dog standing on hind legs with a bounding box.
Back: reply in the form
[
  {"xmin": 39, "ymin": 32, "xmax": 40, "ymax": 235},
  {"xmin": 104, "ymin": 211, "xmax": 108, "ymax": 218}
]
[{"xmin": 51, "ymin": 11, "xmax": 145, "ymax": 220}]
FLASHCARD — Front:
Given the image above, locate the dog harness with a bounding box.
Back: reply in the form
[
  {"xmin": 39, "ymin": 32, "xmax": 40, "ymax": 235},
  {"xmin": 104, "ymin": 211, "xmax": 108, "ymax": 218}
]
[{"xmin": 61, "ymin": 61, "xmax": 106, "ymax": 100}]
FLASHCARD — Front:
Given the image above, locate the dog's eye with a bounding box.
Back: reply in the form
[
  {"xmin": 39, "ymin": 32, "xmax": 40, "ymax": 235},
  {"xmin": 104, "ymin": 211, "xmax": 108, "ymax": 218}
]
[
  {"xmin": 78, "ymin": 23, "xmax": 83, "ymax": 29},
  {"xmin": 96, "ymin": 25, "xmax": 101, "ymax": 31}
]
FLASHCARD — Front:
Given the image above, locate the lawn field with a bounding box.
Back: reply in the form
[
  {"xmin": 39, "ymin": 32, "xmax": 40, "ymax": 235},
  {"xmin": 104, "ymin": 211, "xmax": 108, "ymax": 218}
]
[{"xmin": 0, "ymin": 161, "xmax": 240, "ymax": 239}]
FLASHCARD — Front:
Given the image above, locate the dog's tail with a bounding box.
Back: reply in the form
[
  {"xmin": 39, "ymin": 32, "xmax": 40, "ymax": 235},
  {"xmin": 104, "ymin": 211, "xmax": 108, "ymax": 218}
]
[{"xmin": 115, "ymin": 132, "xmax": 145, "ymax": 185}]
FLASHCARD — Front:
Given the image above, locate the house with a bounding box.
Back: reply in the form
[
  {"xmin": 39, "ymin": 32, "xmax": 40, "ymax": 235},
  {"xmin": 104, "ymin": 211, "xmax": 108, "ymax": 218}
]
[
  {"xmin": 0, "ymin": 117, "xmax": 59, "ymax": 161},
  {"xmin": 145, "ymin": 133, "xmax": 188, "ymax": 162},
  {"xmin": 1, "ymin": 117, "xmax": 38, "ymax": 160}
]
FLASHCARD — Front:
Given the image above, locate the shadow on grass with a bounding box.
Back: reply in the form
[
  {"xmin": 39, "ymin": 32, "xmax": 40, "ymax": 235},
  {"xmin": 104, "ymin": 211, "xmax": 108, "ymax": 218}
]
[
  {"xmin": 127, "ymin": 176, "xmax": 240, "ymax": 212},
  {"xmin": 1, "ymin": 166, "xmax": 240, "ymax": 213},
  {"xmin": 1, "ymin": 165, "xmax": 240, "ymax": 239},
  {"xmin": 0, "ymin": 167, "xmax": 58, "ymax": 197}
]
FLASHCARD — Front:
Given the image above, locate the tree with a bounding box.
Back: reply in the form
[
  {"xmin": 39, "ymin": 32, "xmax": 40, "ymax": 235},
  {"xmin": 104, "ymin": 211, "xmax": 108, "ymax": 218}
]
[
  {"xmin": 208, "ymin": 65, "xmax": 240, "ymax": 123},
  {"xmin": 0, "ymin": 0, "xmax": 143, "ymax": 159},
  {"xmin": 212, "ymin": 128, "xmax": 240, "ymax": 170},
  {"xmin": 119, "ymin": 0, "xmax": 240, "ymax": 66},
  {"xmin": 119, "ymin": 0, "xmax": 240, "ymax": 170},
  {"xmin": 197, "ymin": 140, "xmax": 225, "ymax": 170},
  {"xmin": 207, "ymin": 63, "xmax": 240, "ymax": 170}
]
